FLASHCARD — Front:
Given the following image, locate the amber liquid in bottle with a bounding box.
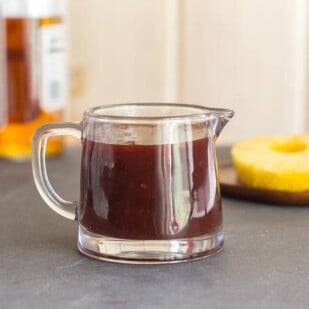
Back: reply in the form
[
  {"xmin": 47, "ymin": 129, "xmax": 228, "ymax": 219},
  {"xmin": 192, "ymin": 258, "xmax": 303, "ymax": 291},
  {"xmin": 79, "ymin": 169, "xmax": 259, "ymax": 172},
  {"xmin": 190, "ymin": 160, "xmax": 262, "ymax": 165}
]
[{"xmin": 0, "ymin": 17, "xmax": 65, "ymax": 160}]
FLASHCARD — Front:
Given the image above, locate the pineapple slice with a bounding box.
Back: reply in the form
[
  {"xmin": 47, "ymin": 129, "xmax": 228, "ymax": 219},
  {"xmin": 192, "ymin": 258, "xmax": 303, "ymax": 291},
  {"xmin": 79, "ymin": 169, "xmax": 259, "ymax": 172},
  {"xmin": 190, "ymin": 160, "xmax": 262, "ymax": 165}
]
[{"xmin": 231, "ymin": 135, "xmax": 309, "ymax": 192}]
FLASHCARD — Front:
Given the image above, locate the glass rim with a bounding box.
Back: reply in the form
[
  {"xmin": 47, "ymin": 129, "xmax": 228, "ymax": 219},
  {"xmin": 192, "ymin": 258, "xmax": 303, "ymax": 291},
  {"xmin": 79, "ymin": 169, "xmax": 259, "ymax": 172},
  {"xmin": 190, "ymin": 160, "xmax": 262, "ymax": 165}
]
[{"xmin": 84, "ymin": 103, "xmax": 234, "ymax": 122}]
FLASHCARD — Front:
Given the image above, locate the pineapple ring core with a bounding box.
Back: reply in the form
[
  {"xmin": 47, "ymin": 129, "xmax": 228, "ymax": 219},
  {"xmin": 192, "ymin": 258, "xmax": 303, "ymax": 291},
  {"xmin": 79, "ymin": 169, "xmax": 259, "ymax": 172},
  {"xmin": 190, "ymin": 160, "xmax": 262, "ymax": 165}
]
[{"xmin": 231, "ymin": 135, "xmax": 309, "ymax": 192}]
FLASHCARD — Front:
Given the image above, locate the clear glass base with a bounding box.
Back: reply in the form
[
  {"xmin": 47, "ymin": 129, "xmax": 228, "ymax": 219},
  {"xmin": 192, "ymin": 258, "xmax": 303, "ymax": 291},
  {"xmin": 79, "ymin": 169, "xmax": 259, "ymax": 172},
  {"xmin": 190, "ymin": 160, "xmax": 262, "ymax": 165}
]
[{"xmin": 77, "ymin": 226, "xmax": 224, "ymax": 264}]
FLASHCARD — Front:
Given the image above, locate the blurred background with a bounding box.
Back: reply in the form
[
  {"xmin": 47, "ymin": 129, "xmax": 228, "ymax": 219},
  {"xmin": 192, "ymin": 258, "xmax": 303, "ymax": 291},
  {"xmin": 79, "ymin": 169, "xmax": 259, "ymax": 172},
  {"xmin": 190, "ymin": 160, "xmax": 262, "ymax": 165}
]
[{"xmin": 68, "ymin": 0, "xmax": 309, "ymax": 145}]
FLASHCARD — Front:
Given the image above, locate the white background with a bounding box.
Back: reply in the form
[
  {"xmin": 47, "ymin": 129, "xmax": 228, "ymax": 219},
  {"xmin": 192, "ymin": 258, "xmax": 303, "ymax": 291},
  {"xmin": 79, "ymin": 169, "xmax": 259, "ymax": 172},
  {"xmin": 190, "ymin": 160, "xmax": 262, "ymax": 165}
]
[{"xmin": 68, "ymin": 0, "xmax": 309, "ymax": 145}]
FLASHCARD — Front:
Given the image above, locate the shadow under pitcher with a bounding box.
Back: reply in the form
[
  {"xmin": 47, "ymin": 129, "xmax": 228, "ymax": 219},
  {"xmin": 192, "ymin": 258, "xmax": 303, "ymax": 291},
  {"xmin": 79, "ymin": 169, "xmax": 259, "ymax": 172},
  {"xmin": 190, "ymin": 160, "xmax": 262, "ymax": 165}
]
[{"xmin": 32, "ymin": 103, "xmax": 234, "ymax": 264}]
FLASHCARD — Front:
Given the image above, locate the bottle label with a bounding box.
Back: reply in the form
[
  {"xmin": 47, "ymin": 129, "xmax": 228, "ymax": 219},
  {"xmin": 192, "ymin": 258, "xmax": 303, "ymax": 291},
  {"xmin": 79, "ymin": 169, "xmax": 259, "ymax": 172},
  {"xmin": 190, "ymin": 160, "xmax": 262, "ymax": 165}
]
[{"xmin": 40, "ymin": 24, "xmax": 67, "ymax": 111}]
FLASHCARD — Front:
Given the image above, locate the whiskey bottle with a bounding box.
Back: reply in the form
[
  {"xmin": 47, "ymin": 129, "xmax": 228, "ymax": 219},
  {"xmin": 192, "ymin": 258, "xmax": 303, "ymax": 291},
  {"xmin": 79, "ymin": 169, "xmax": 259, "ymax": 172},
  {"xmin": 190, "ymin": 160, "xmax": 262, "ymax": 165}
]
[{"xmin": 0, "ymin": 0, "xmax": 68, "ymax": 160}]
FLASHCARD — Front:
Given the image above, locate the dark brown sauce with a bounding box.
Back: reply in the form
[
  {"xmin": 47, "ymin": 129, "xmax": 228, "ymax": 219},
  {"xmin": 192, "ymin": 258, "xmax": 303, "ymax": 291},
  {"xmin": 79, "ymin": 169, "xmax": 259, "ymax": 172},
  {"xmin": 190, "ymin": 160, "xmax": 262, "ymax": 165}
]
[{"xmin": 80, "ymin": 137, "xmax": 222, "ymax": 240}]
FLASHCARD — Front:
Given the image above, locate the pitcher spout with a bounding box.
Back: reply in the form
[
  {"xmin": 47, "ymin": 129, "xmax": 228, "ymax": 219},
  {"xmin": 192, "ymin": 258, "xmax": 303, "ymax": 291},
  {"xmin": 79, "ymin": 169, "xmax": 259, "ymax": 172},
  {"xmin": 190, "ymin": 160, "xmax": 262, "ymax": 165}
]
[{"xmin": 210, "ymin": 109, "xmax": 234, "ymax": 137}]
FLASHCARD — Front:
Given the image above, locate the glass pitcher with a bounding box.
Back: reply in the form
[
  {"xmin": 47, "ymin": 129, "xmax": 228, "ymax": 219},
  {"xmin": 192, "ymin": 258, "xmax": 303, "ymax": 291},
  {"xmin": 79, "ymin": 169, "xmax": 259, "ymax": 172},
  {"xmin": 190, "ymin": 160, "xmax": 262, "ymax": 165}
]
[{"xmin": 32, "ymin": 103, "xmax": 234, "ymax": 264}]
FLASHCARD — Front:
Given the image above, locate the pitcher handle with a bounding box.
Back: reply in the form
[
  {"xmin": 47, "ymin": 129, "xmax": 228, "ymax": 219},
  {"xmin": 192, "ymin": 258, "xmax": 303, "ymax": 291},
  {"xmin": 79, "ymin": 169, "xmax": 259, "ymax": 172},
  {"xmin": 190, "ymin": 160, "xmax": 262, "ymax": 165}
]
[{"xmin": 32, "ymin": 122, "xmax": 82, "ymax": 220}]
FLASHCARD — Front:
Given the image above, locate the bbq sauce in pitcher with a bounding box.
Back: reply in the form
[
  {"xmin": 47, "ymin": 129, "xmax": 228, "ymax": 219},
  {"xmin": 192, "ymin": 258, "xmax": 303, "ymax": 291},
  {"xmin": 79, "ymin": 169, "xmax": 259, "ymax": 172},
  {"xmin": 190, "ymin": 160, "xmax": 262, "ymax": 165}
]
[{"xmin": 80, "ymin": 136, "xmax": 222, "ymax": 240}]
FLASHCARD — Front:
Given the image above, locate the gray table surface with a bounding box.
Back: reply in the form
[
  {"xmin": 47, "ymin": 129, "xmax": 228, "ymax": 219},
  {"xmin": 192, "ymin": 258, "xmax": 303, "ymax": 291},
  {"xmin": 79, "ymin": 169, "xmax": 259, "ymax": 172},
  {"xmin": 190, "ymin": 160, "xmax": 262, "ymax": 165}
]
[{"xmin": 1, "ymin": 148, "xmax": 308, "ymax": 309}]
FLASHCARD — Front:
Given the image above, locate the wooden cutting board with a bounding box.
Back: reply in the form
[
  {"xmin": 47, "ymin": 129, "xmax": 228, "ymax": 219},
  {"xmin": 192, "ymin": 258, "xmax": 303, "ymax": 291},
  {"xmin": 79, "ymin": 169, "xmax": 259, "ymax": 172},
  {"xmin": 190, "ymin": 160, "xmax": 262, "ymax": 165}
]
[{"xmin": 219, "ymin": 163, "xmax": 309, "ymax": 206}]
